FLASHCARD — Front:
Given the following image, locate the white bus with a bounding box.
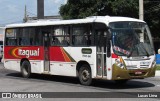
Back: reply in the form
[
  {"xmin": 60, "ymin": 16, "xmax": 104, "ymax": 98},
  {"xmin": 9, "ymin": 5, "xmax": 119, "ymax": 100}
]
[{"xmin": 4, "ymin": 16, "xmax": 156, "ymax": 85}]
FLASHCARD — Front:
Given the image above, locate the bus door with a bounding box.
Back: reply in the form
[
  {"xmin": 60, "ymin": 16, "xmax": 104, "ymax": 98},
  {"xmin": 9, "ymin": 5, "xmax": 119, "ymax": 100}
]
[
  {"xmin": 43, "ymin": 32, "xmax": 50, "ymax": 72},
  {"xmin": 96, "ymin": 31, "xmax": 107, "ymax": 77}
]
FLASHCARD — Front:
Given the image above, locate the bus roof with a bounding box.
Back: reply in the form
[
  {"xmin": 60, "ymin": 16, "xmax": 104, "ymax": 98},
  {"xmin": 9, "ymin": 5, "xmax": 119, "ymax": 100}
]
[{"xmin": 6, "ymin": 16, "xmax": 145, "ymax": 28}]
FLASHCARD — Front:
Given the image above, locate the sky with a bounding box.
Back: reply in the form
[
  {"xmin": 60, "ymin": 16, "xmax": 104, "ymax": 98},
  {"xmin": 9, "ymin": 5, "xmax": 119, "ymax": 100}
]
[{"xmin": 0, "ymin": 0, "xmax": 67, "ymax": 26}]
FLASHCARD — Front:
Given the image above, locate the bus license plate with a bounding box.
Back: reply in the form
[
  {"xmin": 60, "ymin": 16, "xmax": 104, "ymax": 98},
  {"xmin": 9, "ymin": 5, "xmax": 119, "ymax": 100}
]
[{"xmin": 135, "ymin": 71, "xmax": 142, "ymax": 75}]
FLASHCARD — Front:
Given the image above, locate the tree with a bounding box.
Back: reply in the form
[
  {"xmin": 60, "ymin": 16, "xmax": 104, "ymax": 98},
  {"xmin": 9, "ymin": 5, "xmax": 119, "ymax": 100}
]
[
  {"xmin": 59, "ymin": 0, "xmax": 160, "ymax": 38},
  {"xmin": 59, "ymin": 0, "xmax": 139, "ymax": 19},
  {"xmin": 144, "ymin": 0, "xmax": 160, "ymax": 53},
  {"xmin": 144, "ymin": 1, "xmax": 160, "ymax": 38}
]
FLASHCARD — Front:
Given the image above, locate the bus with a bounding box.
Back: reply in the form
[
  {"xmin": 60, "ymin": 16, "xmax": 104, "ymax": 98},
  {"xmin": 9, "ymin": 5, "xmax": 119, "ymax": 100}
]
[{"xmin": 4, "ymin": 16, "xmax": 156, "ymax": 85}]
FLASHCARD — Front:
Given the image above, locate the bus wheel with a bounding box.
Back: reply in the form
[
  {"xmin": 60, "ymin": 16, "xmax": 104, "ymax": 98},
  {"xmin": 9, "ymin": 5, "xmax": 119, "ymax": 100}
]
[
  {"xmin": 115, "ymin": 79, "xmax": 128, "ymax": 85},
  {"xmin": 21, "ymin": 60, "xmax": 31, "ymax": 78},
  {"xmin": 79, "ymin": 64, "xmax": 92, "ymax": 86}
]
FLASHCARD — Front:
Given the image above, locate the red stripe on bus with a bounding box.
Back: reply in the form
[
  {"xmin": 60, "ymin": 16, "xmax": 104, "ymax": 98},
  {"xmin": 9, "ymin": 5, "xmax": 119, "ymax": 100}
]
[{"xmin": 111, "ymin": 53, "xmax": 118, "ymax": 58}]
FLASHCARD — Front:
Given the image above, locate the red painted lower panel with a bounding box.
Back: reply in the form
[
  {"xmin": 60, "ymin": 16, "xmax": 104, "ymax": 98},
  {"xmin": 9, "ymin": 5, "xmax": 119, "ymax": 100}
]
[
  {"xmin": 49, "ymin": 47, "xmax": 65, "ymax": 61},
  {"xmin": 4, "ymin": 46, "xmax": 44, "ymax": 60},
  {"xmin": 4, "ymin": 46, "xmax": 74, "ymax": 62}
]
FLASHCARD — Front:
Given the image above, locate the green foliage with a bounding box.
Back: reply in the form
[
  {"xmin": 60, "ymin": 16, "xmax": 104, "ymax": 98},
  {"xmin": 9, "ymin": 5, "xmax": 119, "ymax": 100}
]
[
  {"xmin": 59, "ymin": 0, "xmax": 138, "ymax": 19},
  {"xmin": 156, "ymin": 65, "xmax": 160, "ymax": 70},
  {"xmin": 144, "ymin": 1, "xmax": 160, "ymax": 38}
]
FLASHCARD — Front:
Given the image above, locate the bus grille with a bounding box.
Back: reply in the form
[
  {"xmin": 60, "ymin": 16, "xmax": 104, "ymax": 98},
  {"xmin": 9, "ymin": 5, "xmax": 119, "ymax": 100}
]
[
  {"xmin": 126, "ymin": 65, "xmax": 137, "ymax": 69},
  {"xmin": 140, "ymin": 65, "xmax": 150, "ymax": 68},
  {"xmin": 126, "ymin": 65, "xmax": 149, "ymax": 69}
]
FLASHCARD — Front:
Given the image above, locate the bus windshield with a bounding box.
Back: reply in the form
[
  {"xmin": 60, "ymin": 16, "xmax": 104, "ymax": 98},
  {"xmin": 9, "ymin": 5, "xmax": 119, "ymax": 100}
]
[{"xmin": 109, "ymin": 21, "xmax": 154, "ymax": 57}]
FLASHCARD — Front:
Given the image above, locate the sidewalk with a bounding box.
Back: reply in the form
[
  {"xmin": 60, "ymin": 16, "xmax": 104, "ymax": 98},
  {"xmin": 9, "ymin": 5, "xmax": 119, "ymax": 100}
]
[{"xmin": 155, "ymin": 71, "xmax": 160, "ymax": 76}]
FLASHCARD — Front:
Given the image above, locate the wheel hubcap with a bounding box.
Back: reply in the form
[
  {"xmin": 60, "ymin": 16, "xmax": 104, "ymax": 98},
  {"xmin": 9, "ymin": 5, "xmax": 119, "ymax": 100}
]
[{"xmin": 82, "ymin": 70, "xmax": 90, "ymax": 81}]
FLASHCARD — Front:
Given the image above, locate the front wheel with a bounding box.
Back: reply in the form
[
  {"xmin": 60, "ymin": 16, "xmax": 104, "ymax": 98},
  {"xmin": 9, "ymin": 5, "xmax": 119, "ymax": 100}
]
[
  {"xmin": 21, "ymin": 60, "xmax": 31, "ymax": 78},
  {"xmin": 79, "ymin": 64, "xmax": 92, "ymax": 86}
]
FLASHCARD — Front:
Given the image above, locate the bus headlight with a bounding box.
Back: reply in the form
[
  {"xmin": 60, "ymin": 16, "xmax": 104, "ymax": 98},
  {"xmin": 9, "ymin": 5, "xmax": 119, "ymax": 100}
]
[{"xmin": 115, "ymin": 59, "xmax": 125, "ymax": 69}]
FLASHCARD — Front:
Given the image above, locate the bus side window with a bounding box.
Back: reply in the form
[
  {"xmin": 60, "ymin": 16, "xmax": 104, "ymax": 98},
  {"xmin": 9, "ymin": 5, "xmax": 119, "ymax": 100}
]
[
  {"xmin": 51, "ymin": 26, "xmax": 70, "ymax": 46},
  {"xmin": 30, "ymin": 38, "xmax": 38, "ymax": 45},
  {"xmin": 72, "ymin": 24, "xmax": 91, "ymax": 46},
  {"xmin": 20, "ymin": 38, "xmax": 30, "ymax": 46},
  {"xmin": 54, "ymin": 38, "xmax": 59, "ymax": 45},
  {"xmin": 30, "ymin": 38, "xmax": 33, "ymax": 45},
  {"xmin": 61, "ymin": 39, "xmax": 69, "ymax": 46},
  {"xmin": 74, "ymin": 35, "xmax": 87, "ymax": 45},
  {"xmin": 6, "ymin": 38, "xmax": 9, "ymax": 45},
  {"xmin": 7, "ymin": 38, "xmax": 17, "ymax": 46},
  {"xmin": 5, "ymin": 29, "xmax": 18, "ymax": 46},
  {"xmin": 52, "ymin": 37, "xmax": 61, "ymax": 45}
]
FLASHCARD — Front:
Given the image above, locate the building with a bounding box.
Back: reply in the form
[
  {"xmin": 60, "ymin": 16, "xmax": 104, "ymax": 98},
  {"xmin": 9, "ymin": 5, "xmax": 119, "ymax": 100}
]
[{"xmin": 23, "ymin": 15, "xmax": 62, "ymax": 23}]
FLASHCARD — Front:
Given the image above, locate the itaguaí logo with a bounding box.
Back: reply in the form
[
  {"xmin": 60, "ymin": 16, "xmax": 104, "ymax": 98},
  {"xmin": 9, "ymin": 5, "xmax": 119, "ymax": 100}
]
[{"xmin": 9, "ymin": 47, "xmax": 40, "ymax": 58}]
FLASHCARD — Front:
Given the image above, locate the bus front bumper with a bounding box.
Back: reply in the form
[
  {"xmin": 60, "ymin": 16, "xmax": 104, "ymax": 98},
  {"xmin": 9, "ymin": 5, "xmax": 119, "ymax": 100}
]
[{"xmin": 111, "ymin": 64, "xmax": 156, "ymax": 80}]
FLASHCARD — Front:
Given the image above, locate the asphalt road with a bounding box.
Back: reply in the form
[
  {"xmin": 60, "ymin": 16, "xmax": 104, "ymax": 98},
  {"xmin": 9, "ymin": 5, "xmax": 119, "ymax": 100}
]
[{"xmin": 0, "ymin": 63, "xmax": 160, "ymax": 101}]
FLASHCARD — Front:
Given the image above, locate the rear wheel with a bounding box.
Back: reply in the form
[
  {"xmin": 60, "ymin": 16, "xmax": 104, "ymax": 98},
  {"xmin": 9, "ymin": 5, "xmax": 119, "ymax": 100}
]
[
  {"xmin": 79, "ymin": 64, "xmax": 92, "ymax": 86},
  {"xmin": 21, "ymin": 60, "xmax": 31, "ymax": 78}
]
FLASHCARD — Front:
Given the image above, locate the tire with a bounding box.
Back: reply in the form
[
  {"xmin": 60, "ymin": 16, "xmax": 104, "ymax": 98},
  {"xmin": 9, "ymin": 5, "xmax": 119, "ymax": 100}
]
[
  {"xmin": 79, "ymin": 64, "xmax": 92, "ymax": 86},
  {"xmin": 21, "ymin": 60, "xmax": 31, "ymax": 78}
]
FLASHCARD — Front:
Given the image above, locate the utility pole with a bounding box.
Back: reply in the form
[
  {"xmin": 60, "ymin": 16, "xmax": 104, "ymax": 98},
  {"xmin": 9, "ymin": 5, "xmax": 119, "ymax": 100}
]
[
  {"xmin": 139, "ymin": 0, "xmax": 144, "ymax": 42},
  {"xmin": 23, "ymin": 5, "xmax": 28, "ymax": 22},
  {"xmin": 139, "ymin": 0, "xmax": 144, "ymax": 20},
  {"xmin": 37, "ymin": 0, "xmax": 44, "ymax": 19}
]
